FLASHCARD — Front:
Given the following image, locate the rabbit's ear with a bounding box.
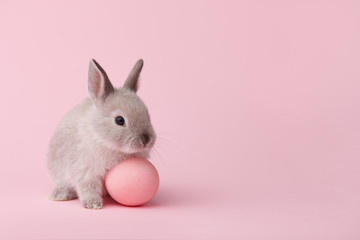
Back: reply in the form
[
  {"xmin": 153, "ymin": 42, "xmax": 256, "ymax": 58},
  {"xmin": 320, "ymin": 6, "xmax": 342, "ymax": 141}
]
[
  {"xmin": 123, "ymin": 59, "xmax": 144, "ymax": 92},
  {"xmin": 88, "ymin": 59, "xmax": 114, "ymax": 106}
]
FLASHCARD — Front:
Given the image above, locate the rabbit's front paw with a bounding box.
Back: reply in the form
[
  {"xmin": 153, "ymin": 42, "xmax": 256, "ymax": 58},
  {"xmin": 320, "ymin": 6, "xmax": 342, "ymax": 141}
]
[{"xmin": 81, "ymin": 196, "xmax": 103, "ymax": 210}]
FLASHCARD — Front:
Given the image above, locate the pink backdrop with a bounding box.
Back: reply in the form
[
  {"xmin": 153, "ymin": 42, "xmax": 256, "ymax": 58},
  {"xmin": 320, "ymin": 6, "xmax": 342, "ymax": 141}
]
[{"xmin": 1, "ymin": 0, "xmax": 359, "ymax": 239}]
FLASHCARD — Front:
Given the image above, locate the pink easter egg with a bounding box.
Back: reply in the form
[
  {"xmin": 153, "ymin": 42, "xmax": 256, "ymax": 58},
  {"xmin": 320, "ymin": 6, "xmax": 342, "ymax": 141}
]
[{"xmin": 105, "ymin": 157, "xmax": 159, "ymax": 207}]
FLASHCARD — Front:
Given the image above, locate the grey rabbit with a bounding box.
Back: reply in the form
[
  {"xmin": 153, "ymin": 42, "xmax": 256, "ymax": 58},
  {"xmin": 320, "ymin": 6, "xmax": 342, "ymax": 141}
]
[{"xmin": 47, "ymin": 59, "xmax": 156, "ymax": 209}]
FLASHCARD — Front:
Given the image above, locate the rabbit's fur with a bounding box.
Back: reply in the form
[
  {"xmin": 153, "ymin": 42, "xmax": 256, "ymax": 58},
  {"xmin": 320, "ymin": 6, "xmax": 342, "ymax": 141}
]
[{"xmin": 47, "ymin": 59, "xmax": 156, "ymax": 209}]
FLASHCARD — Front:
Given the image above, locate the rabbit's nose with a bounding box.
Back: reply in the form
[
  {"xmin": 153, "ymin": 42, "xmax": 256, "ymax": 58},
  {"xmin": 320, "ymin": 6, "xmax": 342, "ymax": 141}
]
[{"xmin": 141, "ymin": 133, "xmax": 150, "ymax": 146}]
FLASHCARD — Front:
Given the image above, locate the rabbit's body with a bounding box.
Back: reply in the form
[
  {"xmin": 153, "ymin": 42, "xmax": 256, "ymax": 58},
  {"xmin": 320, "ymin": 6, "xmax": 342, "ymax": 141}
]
[{"xmin": 47, "ymin": 59, "xmax": 155, "ymax": 209}]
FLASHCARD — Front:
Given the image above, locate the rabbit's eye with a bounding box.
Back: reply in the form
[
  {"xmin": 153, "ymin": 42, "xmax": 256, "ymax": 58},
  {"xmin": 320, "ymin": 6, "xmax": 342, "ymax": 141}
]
[{"xmin": 115, "ymin": 116, "xmax": 125, "ymax": 126}]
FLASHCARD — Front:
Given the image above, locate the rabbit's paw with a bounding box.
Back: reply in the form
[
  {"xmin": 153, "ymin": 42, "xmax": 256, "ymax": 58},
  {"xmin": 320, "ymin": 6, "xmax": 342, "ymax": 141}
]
[
  {"xmin": 81, "ymin": 196, "xmax": 103, "ymax": 210},
  {"xmin": 49, "ymin": 187, "xmax": 77, "ymax": 201}
]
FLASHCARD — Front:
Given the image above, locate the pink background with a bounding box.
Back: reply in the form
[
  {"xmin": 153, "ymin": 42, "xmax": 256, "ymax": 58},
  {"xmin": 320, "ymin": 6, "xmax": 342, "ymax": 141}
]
[{"xmin": 1, "ymin": 0, "xmax": 360, "ymax": 239}]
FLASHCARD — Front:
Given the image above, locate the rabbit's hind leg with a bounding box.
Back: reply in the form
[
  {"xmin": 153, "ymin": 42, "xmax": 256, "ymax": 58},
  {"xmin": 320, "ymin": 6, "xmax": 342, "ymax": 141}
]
[{"xmin": 49, "ymin": 185, "xmax": 77, "ymax": 201}]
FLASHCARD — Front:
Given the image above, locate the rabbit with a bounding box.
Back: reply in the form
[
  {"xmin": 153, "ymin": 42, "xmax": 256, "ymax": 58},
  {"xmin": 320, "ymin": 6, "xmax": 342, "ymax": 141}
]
[{"xmin": 47, "ymin": 59, "xmax": 156, "ymax": 209}]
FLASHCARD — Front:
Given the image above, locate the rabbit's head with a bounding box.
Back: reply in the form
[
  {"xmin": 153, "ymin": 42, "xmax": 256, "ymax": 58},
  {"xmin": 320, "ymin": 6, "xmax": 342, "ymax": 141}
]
[{"xmin": 87, "ymin": 59, "xmax": 155, "ymax": 154}]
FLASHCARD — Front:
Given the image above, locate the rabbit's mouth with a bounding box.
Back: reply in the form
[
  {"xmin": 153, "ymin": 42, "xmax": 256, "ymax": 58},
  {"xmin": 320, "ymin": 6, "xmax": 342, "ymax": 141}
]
[
  {"xmin": 120, "ymin": 139, "xmax": 154, "ymax": 154},
  {"xmin": 132, "ymin": 142, "xmax": 154, "ymax": 153},
  {"xmin": 120, "ymin": 145, "xmax": 151, "ymax": 154}
]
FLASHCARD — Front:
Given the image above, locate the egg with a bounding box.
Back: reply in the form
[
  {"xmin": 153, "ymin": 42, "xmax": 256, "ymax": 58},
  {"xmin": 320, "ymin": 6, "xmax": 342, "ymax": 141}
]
[{"xmin": 105, "ymin": 157, "xmax": 159, "ymax": 207}]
